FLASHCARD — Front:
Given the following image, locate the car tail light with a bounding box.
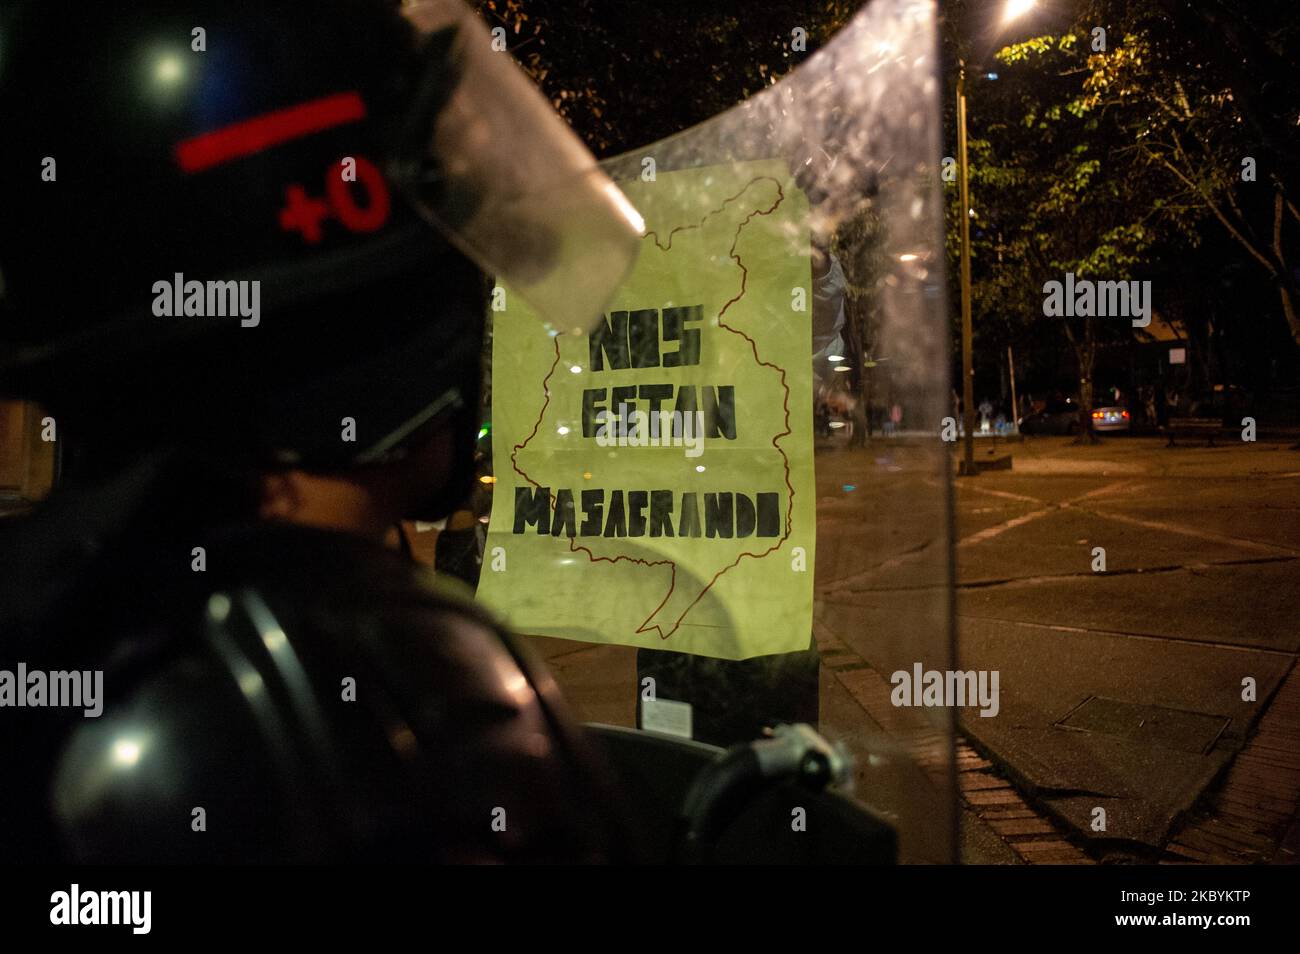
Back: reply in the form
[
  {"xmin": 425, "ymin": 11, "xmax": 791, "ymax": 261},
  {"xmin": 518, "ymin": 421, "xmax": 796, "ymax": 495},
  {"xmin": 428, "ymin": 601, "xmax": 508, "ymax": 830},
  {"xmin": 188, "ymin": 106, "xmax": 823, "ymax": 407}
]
[
  {"xmin": 1121, "ymin": 410, "xmax": 1129, "ymax": 418},
  {"xmin": 1092, "ymin": 411, "xmax": 1102, "ymax": 419}
]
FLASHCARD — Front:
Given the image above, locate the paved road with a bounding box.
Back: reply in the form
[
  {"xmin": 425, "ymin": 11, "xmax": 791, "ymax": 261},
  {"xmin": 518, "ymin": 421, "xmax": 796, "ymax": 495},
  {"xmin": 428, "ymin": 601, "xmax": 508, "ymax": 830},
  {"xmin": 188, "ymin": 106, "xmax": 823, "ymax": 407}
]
[
  {"xmin": 425, "ymin": 433, "xmax": 1300, "ymax": 861},
  {"xmin": 946, "ymin": 436, "xmax": 1299, "ymax": 854}
]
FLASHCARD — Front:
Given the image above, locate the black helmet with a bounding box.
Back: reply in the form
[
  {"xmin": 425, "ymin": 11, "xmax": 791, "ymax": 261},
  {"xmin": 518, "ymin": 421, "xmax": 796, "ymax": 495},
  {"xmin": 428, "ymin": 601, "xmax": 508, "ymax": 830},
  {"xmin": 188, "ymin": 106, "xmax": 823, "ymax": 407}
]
[
  {"xmin": 0, "ymin": 0, "xmax": 640, "ymax": 478},
  {"xmin": 0, "ymin": 0, "xmax": 643, "ymax": 864}
]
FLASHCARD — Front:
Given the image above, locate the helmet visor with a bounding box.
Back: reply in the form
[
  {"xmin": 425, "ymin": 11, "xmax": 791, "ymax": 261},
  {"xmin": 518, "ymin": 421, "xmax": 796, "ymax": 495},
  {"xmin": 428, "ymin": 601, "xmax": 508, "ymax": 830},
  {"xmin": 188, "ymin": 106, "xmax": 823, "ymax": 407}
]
[{"xmin": 397, "ymin": 0, "xmax": 644, "ymax": 334}]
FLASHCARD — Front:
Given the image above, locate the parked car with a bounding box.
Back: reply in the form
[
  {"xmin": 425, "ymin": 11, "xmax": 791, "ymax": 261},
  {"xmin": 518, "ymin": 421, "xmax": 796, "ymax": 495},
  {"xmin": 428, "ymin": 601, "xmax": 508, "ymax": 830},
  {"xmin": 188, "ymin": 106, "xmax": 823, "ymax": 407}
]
[
  {"xmin": 1090, "ymin": 405, "xmax": 1130, "ymax": 433},
  {"xmin": 1018, "ymin": 399, "xmax": 1080, "ymax": 435}
]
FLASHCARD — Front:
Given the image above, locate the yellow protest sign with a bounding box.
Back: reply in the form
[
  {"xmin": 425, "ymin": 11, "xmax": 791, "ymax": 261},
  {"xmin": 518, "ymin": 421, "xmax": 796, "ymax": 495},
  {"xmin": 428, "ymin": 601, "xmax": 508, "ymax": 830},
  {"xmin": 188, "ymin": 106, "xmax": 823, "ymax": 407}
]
[{"xmin": 476, "ymin": 159, "xmax": 814, "ymax": 660}]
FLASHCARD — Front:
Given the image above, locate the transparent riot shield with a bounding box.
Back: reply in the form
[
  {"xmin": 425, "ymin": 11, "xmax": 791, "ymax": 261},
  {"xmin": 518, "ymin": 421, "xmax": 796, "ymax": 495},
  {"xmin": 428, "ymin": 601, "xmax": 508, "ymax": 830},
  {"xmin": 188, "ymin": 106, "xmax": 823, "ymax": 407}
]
[{"xmin": 472, "ymin": 0, "xmax": 955, "ymax": 863}]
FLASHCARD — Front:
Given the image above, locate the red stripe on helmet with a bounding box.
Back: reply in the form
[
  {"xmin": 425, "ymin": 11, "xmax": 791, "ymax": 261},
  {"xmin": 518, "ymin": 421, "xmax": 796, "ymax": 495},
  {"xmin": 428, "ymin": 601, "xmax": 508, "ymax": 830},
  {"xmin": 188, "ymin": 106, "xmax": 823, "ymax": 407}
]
[{"xmin": 175, "ymin": 92, "xmax": 366, "ymax": 173}]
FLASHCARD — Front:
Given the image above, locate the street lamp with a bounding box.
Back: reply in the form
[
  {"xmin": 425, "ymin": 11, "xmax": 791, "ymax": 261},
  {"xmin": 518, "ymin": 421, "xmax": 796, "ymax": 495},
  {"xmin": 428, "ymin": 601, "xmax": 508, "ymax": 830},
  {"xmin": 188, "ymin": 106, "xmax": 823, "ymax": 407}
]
[
  {"xmin": 1001, "ymin": 0, "xmax": 1037, "ymax": 24},
  {"xmin": 956, "ymin": 0, "xmax": 1035, "ymax": 477}
]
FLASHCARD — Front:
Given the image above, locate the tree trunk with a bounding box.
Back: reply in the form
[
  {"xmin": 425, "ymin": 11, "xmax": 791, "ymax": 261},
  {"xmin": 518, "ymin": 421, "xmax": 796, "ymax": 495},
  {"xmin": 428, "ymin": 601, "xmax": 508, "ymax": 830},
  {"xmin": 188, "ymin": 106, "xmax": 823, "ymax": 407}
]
[
  {"xmin": 1278, "ymin": 281, "xmax": 1300, "ymax": 349},
  {"xmin": 1073, "ymin": 318, "xmax": 1101, "ymax": 445}
]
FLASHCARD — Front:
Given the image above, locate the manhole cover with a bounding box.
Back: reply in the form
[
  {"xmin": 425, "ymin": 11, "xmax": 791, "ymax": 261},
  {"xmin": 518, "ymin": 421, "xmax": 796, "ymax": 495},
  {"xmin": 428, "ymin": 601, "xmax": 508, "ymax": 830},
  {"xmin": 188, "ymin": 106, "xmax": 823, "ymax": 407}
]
[{"xmin": 1053, "ymin": 696, "xmax": 1230, "ymax": 755}]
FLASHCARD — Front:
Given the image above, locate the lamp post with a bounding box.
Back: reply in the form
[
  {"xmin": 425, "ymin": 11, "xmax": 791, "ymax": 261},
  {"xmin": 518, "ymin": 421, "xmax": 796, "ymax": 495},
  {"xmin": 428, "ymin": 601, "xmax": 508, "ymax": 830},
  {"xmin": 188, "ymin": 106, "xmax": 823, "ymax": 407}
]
[
  {"xmin": 957, "ymin": 59, "xmax": 976, "ymax": 476},
  {"xmin": 956, "ymin": 0, "xmax": 1036, "ymax": 477}
]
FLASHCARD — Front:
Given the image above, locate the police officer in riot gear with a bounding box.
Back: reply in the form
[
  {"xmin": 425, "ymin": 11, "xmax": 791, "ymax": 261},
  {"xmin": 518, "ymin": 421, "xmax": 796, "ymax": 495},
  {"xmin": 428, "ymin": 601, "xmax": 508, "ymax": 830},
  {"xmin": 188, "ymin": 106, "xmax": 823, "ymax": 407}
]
[{"xmin": 0, "ymin": 0, "xmax": 641, "ymax": 863}]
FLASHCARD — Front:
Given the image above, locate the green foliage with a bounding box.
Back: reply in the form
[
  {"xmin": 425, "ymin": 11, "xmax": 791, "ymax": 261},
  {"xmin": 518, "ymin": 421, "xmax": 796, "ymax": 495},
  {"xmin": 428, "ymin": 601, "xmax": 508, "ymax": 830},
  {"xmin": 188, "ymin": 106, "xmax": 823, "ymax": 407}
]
[
  {"xmin": 944, "ymin": 9, "xmax": 1218, "ymax": 395},
  {"xmin": 474, "ymin": 0, "xmax": 862, "ymax": 156},
  {"xmin": 1038, "ymin": 0, "xmax": 1300, "ymax": 347}
]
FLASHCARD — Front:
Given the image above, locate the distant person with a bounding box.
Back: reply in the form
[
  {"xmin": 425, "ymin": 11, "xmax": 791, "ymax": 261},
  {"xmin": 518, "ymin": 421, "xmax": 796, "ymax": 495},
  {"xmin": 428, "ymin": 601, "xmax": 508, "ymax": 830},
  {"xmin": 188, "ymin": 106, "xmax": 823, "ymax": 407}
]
[
  {"xmin": 815, "ymin": 401, "xmax": 832, "ymax": 437},
  {"xmin": 888, "ymin": 402, "xmax": 903, "ymax": 435}
]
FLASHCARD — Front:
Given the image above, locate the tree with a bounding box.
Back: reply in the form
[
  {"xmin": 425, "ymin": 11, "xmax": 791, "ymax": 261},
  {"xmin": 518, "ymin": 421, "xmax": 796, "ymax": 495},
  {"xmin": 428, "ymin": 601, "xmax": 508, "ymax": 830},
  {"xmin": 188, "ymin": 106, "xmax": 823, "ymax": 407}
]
[
  {"xmin": 950, "ymin": 25, "xmax": 1191, "ymax": 440},
  {"xmin": 1063, "ymin": 0, "xmax": 1300, "ymax": 347},
  {"xmin": 945, "ymin": 0, "xmax": 1300, "ymax": 439}
]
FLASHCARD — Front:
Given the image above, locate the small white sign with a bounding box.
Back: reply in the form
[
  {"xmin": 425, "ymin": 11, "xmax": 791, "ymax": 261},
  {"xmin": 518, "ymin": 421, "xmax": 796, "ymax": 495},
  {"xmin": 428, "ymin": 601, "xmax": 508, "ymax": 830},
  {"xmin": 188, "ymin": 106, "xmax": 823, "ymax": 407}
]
[
  {"xmin": 1168, "ymin": 347, "xmax": 1186, "ymax": 365},
  {"xmin": 640, "ymin": 697, "xmax": 694, "ymax": 740}
]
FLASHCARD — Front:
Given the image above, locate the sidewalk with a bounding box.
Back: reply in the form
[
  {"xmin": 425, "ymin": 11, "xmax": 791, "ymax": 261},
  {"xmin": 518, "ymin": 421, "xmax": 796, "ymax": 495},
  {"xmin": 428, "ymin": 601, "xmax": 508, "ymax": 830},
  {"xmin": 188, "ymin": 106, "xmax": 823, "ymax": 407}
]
[{"xmin": 948, "ymin": 436, "xmax": 1300, "ymax": 857}]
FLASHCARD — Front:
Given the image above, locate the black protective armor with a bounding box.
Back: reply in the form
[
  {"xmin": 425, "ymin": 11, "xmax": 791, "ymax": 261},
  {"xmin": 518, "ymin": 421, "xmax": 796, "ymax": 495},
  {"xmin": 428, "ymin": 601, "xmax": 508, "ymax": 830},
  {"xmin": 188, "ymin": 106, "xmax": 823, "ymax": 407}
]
[{"xmin": 0, "ymin": 457, "xmax": 628, "ymax": 863}]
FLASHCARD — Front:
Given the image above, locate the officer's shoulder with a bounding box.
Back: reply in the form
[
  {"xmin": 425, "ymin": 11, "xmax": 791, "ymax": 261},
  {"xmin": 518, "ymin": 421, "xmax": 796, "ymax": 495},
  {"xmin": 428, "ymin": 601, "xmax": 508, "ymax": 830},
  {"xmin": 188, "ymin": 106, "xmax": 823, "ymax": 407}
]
[
  {"xmin": 203, "ymin": 522, "xmax": 488, "ymax": 615},
  {"xmin": 48, "ymin": 523, "xmax": 519, "ymax": 862},
  {"xmin": 191, "ymin": 522, "xmax": 512, "ymax": 675}
]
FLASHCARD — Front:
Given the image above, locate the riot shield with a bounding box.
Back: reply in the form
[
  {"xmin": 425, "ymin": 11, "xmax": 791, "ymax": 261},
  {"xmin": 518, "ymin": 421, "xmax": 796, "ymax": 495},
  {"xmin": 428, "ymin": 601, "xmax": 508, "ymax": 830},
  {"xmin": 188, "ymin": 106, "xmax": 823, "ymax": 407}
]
[{"xmin": 473, "ymin": 0, "xmax": 955, "ymax": 863}]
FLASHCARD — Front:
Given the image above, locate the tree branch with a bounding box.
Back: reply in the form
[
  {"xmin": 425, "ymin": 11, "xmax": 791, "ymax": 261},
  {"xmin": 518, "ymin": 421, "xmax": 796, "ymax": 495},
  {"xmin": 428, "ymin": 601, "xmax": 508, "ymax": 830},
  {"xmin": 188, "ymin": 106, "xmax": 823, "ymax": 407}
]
[{"xmin": 1152, "ymin": 151, "xmax": 1278, "ymax": 276}]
